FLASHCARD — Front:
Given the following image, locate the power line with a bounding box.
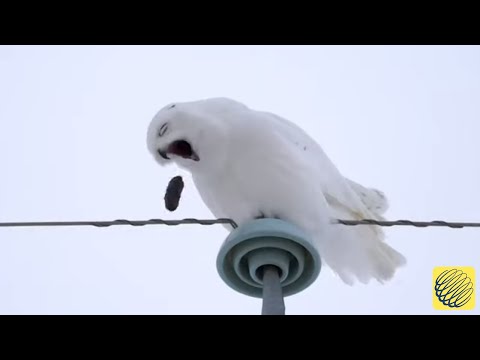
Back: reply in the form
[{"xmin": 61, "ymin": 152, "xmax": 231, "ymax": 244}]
[
  {"xmin": 1, "ymin": 218, "xmax": 480, "ymax": 229},
  {"xmin": 0, "ymin": 218, "xmax": 238, "ymax": 228},
  {"xmin": 336, "ymin": 219, "xmax": 480, "ymax": 228}
]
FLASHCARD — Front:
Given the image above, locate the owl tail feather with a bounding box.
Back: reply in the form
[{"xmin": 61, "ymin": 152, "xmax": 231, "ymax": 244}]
[
  {"xmin": 345, "ymin": 179, "xmax": 389, "ymax": 215},
  {"xmin": 318, "ymin": 220, "xmax": 406, "ymax": 285}
]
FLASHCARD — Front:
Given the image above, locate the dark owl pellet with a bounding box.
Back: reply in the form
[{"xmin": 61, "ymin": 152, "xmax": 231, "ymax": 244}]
[{"xmin": 164, "ymin": 176, "xmax": 184, "ymax": 211}]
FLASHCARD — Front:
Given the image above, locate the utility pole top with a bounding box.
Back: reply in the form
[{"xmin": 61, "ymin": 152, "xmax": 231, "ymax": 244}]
[{"xmin": 216, "ymin": 218, "xmax": 322, "ymax": 315}]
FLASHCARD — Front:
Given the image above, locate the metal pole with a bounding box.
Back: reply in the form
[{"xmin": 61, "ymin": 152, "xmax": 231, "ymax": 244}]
[{"xmin": 261, "ymin": 265, "xmax": 285, "ymax": 315}]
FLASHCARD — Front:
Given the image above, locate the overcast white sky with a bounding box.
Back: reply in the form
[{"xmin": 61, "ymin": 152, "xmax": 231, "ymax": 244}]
[{"xmin": 0, "ymin": 45, "xmax": 479, "ymax": 314}]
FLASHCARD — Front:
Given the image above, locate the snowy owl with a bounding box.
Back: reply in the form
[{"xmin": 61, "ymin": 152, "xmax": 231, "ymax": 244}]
[{"xmin": 146, "ymin": 98, "xmax": 406, "ymax": 285}]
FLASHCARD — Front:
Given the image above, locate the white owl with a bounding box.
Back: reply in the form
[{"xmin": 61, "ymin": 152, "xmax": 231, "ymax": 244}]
[{"xmin": 146, "ymin": 98, "xmax": 406, "ymax": 285}]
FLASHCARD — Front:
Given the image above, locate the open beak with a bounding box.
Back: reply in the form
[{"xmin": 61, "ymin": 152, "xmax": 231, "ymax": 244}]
[{"xmin": 158, "ymin": 140, "xmax": 200, "ymax": 162}]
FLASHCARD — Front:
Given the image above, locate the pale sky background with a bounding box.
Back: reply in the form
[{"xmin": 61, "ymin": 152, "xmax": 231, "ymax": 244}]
[{"xmin": 0, "ymin": 45, "xmax": 479, "ymax": 315}]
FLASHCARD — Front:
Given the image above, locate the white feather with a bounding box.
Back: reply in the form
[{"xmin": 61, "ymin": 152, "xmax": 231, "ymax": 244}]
[{"xmin": 147, "ymin": 97, "xmax": 406, "ymax": 285}]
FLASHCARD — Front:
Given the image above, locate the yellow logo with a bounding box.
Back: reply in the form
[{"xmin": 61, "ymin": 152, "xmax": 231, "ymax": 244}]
[{"xmin": 433, "ymin": 267, "xmax": 475, "ymax": 310}]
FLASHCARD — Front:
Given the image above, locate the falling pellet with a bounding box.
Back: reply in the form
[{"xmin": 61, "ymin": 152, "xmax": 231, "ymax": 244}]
[{"xmin": 164, "ymin": 176, "xmax": 184, "ymax": 211}]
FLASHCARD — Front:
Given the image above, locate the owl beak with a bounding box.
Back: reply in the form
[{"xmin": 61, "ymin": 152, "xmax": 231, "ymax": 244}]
[{"xmin": 158, "ymin": 149, "xmax": 170, "ymax": 160}]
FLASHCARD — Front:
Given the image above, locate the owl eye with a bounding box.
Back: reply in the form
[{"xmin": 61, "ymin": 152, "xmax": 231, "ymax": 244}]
[
  {"xmin": 158, "ymin": 123, "xmax": 168, "ymax": 137},
  {"xmin": 168, "ymin": 104, "xmax": 176, "ymax": 109}
]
